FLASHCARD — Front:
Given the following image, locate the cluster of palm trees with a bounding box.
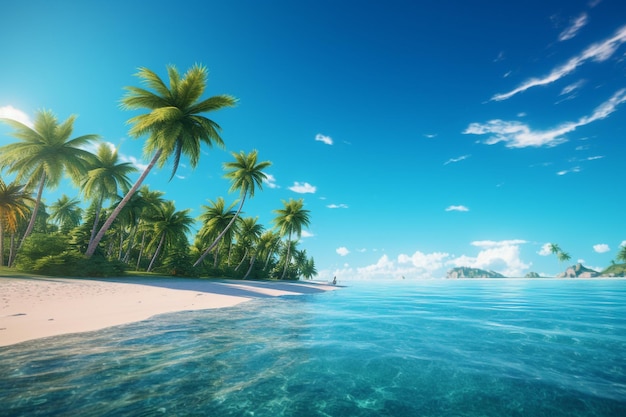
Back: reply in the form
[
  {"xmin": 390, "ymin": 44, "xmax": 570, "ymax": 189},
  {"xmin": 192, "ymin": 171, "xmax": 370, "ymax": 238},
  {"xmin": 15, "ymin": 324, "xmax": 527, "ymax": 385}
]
[{"xmin": 0, "ymin": 64, "xmax": 317, "ymax": 280}]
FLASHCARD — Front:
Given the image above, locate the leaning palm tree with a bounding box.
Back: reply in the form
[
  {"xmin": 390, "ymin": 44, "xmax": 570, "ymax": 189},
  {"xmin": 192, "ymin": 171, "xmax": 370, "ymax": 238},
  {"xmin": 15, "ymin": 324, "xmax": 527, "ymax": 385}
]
[
  {"xmin": 86, "ymin": 64, "xmax": 237, "ymax": 257},
  {"xmin": 272, "ymin": 198, "xmax": 311, "ymax": 279},
  {"xmin": 195, "ymin": 197, "xmax": 238, "ymax": 268},
  {"xmin": 0, "ymin": 178, "xmax": 35, "ymax": 266},
  {"xmin": 81, "ymin": 143, "xmax": 136, "ymax": 245},
  {"xmin": 49, "ymin": 194, "xmax": 83, "ymax": 234},
  {"xmin": 193, "ymin": 150, "xmax": 271, "ymax": 266},
  {"xmin": 0, "ymin": 109, "xmax": 99, "ymax": 248},
  {"xmin": 233, "ymin": 216, "xmax": 264, "ymax": 273},
  {"xmin": 145, "ymin": 201, "xmax": 194, "ymax": 272},
  {"xmin": 557, "ymin": 250, "xmax": 571, "ymax": 265}
]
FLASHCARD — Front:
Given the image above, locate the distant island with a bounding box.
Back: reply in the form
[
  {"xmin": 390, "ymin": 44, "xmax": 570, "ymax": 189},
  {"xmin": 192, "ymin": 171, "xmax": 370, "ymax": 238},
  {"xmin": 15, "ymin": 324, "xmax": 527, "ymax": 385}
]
[
  {"xmin": 447, "ymin": 267, "xmax": 505, "ymax": 279},
  {"xmin": 447, "ymin": 263, "xmax": 626, "ymax": 278}
]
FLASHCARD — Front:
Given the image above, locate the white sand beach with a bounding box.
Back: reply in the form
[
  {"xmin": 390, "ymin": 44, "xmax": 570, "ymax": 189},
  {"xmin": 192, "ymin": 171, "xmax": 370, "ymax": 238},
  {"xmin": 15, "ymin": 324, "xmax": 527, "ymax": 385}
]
[{"xmin": 0, "ymin": 277, "xmax": 337, "ymax": 347}]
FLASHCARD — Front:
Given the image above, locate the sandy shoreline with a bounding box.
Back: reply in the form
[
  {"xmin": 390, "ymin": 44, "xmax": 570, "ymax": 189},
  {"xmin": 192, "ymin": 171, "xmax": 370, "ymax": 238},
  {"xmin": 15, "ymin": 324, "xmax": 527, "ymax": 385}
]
[{"xmin": 0, "ymin": 277, "xmax": 338, "ymax": 347}]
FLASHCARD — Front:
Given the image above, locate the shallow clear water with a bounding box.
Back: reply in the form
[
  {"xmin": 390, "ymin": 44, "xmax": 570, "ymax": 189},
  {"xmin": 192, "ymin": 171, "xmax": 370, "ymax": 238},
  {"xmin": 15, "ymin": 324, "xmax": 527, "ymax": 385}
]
[{"xmin": 1, "ymin": 279, "xmax": 625, "ymax": 417}]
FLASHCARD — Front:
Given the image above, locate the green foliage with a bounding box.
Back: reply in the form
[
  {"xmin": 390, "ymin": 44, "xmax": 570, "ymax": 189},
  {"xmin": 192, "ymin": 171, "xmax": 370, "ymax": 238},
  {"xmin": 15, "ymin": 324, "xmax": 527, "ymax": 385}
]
[
  {"xmin": 157, "ymin": 248, "xmax": 198, "ymax": 277},
  {"xmin": 14, "ymin": 233, "xmax": 126, "ymax": 277},
  {"xmin": 601, "ymin": 263, "xmax": 626, "ymax": 277}
]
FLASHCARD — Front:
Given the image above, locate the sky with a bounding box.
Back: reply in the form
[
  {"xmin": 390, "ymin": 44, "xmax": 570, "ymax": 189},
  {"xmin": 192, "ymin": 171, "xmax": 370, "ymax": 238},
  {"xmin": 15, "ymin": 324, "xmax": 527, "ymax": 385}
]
[{"xmin": 1, "ymin": 0, "xmax": 625, "ymax": 280}]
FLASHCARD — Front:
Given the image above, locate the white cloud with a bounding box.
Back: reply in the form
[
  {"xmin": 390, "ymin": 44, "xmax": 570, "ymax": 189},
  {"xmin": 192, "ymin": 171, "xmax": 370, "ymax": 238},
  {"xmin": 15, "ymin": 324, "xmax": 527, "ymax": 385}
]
[
  {"xmin": 557, "ymin": 166, "xmax": 581, "ymax": 175},
  {"xmin": 445, "ymin": 205, "xmax": 469, "ymax": 212},
  {"xmin": 620, "ymin": 240, "xmax": 626, "ymax": 247},
  {"xmin": 560, "ymin": 80, "xmax": 585, "ymax": 96},
  {"xmin": 593, "ymin": 243, "xmax": 610, "ymax": 253},
  {"xmin": 327, "ymin": 203, "xmax": 349, "ymax": 209},
  {"xmin": 336, "ymin": 247, "xmax": 350, "ymax": 256},
  {"xmin": 492, "ymin": 25, "xmax": 626, "ymax": 101},
  {"xmin": 538, "ymin": 243, "xmax": 553, "ymax": 256},
  {"xmin": 120, "ymin": 154, "xmax": 149, "ymax": 172},
  {"xmin": 0, "ymin": 105, "xmax": 33, "ymax": 127},
  {"xmin": 466, "ymin": 89, "xmax": 626, "ymax": 148},
  {"xmin": 301, "ymin": 230, "xmax": 314, "ymax": 238},
  {"xmin": 289, "ymin": 182, "xmax": 316, "ymax": 194},
  {"xmin": 472, "ymin": 239, "xmax": 527, "ymax": 248},
  {"xmin": 449, "ymin": 240, "xmax": 530, "ymax": 277},
  {"xmin": 263, "ymin": 173, "xmax": 279, "ymax": 189},
  {"xmin": 424, "ymin": 133, "xmax": 437, "ymax": 139},
  {"xmin": 444, "ymin": 154, "xmax": 470, "ymax": 165},
  {"xmin": 324, "ymin": 240, "xmax": 534, "ymax": 280},
  {"xmin": 315, "ymin": 134, "xmax": 333, "ymax": 145},
  {"xmin": 559, "ymin": 13, "xmax": 588, "ymax": 41},
  {"xmin": 398, "ymin": 251, "xmax": 450, "ymax": 272}
]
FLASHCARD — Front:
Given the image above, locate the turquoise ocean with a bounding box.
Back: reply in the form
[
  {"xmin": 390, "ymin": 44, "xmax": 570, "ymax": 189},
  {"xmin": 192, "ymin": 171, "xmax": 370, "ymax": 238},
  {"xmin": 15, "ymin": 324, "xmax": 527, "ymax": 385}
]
[{"xmin": 1, "ymin": 279, "xmax": 625, "ymax": 416}]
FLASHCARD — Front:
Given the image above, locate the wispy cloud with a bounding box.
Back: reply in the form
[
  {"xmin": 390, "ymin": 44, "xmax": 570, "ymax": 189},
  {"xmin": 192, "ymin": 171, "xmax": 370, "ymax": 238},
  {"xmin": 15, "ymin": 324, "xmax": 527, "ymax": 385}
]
[
  {"xmin": 560, "ymin": 80, "xmax": 585, "ymax": 96},
  {"xmin": 444, "ymin": 154, "xmax": 470, "ymax": 165},
  {"xmin": 472, "ymin": 239, "xmax": 527, "ymax": 248},
  {"xmin": 491, "ymin": 25, "xmax": 626, "ymax": 101},
  {"xmin": 263, "ymin": 173, "xmax": 279, "ymax": 189},
  {"xmin": 315, "ymin": 133, "xmax": 333, "ymax": 145},
  {"xmin": 289, "ymin": 181, "xmax": 317, "ymax": 194},
  {"xmin": 557, "ymin": 166, "xmax": 581, "ymax": 175},
  {"xmin": 327, "ymin": 203, "xmax": 349, "ymax": 209},
  {"xmin": 301, "ymin": 230, "xmax": 314, "ymax": 238},
  {"xmin": 0, "ymin": 105, "xmax": 33, "ymax": 127},
  {"xmin": 558, "ymin": 13, "xmax": 588, "ymax": 41},
  {"xmin": 466, "ymin": 89, "xmax": 626, "ymax": 148},
  {"xmin": 423, "ymin": 133, "xmax": 437, "ymax": 139},
  {"xmin": 445, "ymin": 205, "xmax": 469, "ymax": 212},
  {"xmin": 593, "ymin": 243, "xmax": 610, "ymax": 253},
  {"xmin": 336, "ymin": 246, "xmax": 350, "ymax": 256}
]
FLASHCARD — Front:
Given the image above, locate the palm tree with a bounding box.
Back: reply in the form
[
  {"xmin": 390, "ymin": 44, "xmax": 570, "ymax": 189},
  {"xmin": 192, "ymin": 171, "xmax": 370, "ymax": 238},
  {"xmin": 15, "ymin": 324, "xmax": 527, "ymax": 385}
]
[
  {"xmin": 300, "ymin": 257, "xmax": 317, "ymax": 280},
  {"xmin": 272, "ymin": 198, "xmax": 311, "ymax": 279},
  {"xmin": 86, "ymin": 64, "xmax": 237, "ymax": 257},
  {"xmin": 127, "ymin": 187, "xmax": 165, "ymax": 268},
  {"xmin": 233, "ymin": 216, "xmax": 264, "ymax": 273},
  {"xmin": 194, "ymin": 150, "xmax": 271, "ymax": 266},
  {"xmin": 49, "ymin": 194, "xmax": 83, "ymax": 234},
  {"xmin": 617, "ymin": 245, "xmax": 626, "ymax": 263},
  {"xmin": 0, "ymin": 109, "xmax": 99, "ymax": 248},
  {"xmin": 258, "ymin": 231, "xmax": 281, "ymax": 273},
  {"xmin": 0, "ymin": 178, "xmax": 34, "ymax": 266},
  {"xmin": 557, "ymin": 251, "xmax": 571, "ymax": 265},
  {"xmin": 81, "ymin": 143, "xmax": 136, "ymax": 245},
  {"xmin": 145, "ymin": 201, "xmax": 194, "ymax": 272},
  {"xmin": 195, "ymin": 197, "xmax": 237, "ymax": 268},
  {"xmin": 549, "ymin": 243, "xmax": 561, "ymax": 256}
]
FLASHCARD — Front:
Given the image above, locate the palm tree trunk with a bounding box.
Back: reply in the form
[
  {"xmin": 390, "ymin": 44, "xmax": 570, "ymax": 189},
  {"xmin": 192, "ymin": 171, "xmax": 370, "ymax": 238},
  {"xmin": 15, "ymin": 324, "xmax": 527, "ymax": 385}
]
[
  {"xmin": 147, "ymin": 233, "xmax": 165, "ymax": 272},
  {"xmin": 88, "ymin": 194, "xmax": 105, "ymax": 246},
  {"xmin": 0, "ymin": 223, "xmax": 4, "ymax": 267},
  {"xmin": 193, "ymin": 193, "xmax": 246, "ymax": 267},
  {"xmin": 235, "ymin": 248, "xmax": 249, "ymax": 271},
  {"xmin": 18, "ymin": 171, "xmax": 46, "ymax": 250},
  {"xmin": 280, "ymin": 233, "xmax": 292, "ymax": 280},
  {"xmin": 123, "ymin": 224, "xmax": 138, "ymax": 263},
  {"xmin": 243, "ymin": 255, "xmax": 257, "ymax": 279},
  {"xmin": 8, "ymin": 233, "xmax": 16, "ymax": 267},
  {"xmin": 136, "ymin": 231, "xmax": 146, "ymax": 270},
  {"xmin": 86, "ymin": 150, "xmax": 161, "ymax": 257}
]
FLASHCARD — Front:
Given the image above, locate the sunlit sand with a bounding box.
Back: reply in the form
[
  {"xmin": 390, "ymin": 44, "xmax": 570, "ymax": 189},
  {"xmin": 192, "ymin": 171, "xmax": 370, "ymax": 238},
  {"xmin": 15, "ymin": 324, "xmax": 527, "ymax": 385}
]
[{"xmin": 0, "ymin": 277, "xmax": 337, "ymax": 347}]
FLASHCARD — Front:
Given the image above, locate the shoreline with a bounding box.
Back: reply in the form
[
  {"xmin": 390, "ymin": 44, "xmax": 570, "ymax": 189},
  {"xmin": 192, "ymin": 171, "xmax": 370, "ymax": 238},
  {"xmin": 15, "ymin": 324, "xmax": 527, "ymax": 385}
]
[{"xmin": 0, "ymin": 277, "xmax": 338, "ymax": 347}]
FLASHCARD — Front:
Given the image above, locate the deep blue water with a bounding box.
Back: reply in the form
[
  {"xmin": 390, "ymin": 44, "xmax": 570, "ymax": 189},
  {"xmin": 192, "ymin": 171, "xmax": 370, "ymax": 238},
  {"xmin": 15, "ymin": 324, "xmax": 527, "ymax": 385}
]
[{"xmin": 1, "ymin": 279, "xmax": 625, "ymax": 417}]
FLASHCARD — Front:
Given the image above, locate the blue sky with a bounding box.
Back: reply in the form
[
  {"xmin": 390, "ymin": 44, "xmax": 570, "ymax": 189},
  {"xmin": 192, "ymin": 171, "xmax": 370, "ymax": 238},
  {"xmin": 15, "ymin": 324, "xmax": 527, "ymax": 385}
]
[{"xmin": 1, "ymin": 0, "xmax": 625, "ymax": 279}]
